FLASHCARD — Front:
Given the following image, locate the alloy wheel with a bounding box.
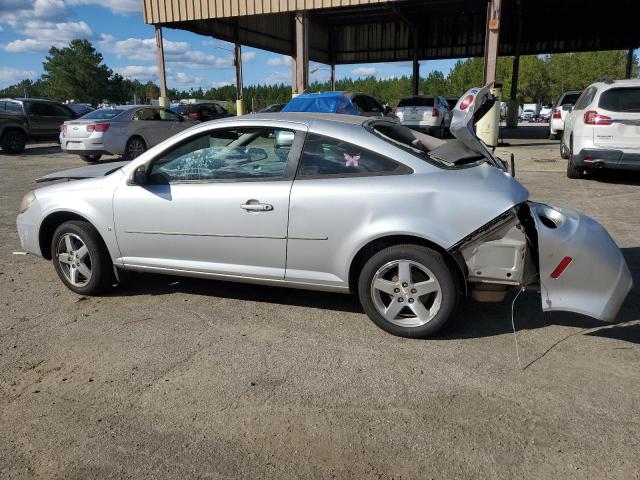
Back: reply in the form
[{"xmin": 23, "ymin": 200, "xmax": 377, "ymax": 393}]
[
  {"xmin": 128, "ymin": 139, "xmax": 145, "ymax": 159},
  {"xmin": 370, "ymin": 259, "xmax": 442, "ymax": 327},
  {"xmin": 56, "ymin": 233, "xmax": 92, "ymax": 287}
]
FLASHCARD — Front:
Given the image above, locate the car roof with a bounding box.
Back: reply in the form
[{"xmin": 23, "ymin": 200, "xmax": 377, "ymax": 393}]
[
  {"xmin": 589, "ymin": 79, "xmax": 640, "ymax": 90},
  {"xmin": 234, "ymin": 112, "xmax": 369, "ymax": 126}
]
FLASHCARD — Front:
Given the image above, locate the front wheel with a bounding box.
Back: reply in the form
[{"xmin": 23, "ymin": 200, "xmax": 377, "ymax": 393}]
[
  {"xmin": 124, "ymin": 136, "xmax": 146, "ymax": 160},
  {"xmin": 51, "ymin": 221, "xmax": 114, "ymax": 295},
  {"xmin": 80, "ymin": 154, "xmax": 102, "ymax": 163},
  {"xmin": 358, "ymin": 245, "xmax": 458, "ymax": 338},
  {"xmin": 1, "ymin": 129, "xmax": 26, "ymax": 154}
]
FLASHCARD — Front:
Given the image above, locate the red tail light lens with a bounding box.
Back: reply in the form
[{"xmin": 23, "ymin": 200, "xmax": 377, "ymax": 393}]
[
  {"xmin": 583, "ymin": 110, "xmax": 612, "ymax": 125},
  {"xmin": 86, "ymin": 123, "xmax": 110, "ymax": 132},
  {"xmin": 189, "ymin": 112, "xmax": 201, "ymax": 120},
  {"xmin": 432, "ymin": 108, "xmax": 440, "ymax": 117},
  {"xmin": 550, "ymin": 256, "xmax": 573, "ymax": 279},
  {"xmin": 552, "ymin": 108, "xmax": 561, "ymax": 119},
  {"xmin": 60, "ymin": 124, "xmax": 67, "ymax": 134},
  {"xmin": 459, "ymin": 94, "xmax": 474, "ymax": 110}
]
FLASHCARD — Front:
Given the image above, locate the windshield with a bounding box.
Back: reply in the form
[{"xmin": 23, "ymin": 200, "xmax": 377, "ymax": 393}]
[
  {"xmin": 82, "ymin": 108, "xmax": 125, "ymax": 120},
  {"xmin": 397, "ymin": 97, "xmax": 434, "ymax": 108}
]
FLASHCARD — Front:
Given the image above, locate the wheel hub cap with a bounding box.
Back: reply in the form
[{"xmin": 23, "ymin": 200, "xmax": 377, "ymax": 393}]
[{"xmin": 56, "ymin": 233, "xmax": 92, "ymax": 287}]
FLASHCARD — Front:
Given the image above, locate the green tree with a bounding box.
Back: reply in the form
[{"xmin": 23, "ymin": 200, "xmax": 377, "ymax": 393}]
[{"xmin": 41, "ymin": 39, "xmax": 112, "ymax": 104}]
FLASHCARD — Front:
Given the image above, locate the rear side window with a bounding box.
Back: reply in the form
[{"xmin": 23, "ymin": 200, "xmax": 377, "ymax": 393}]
[
  {"xmin": 558, "ymin": 92, "xmax": 581, "ymax": 107},
  {"xmin": 573, "ymin": 87, "xmax": 596, "ymax": 110},
  {"xmin": 0, "ymin": 101, "xmax": 23, "ymax": 114},
  {"xmin": 297, "ymin": 133, "xmax": 410, "ymax": 178},
  {"xmin": 599, "ymin": 87, "xmax": 640, "ymax": 112},
  {"xmin": 398, "ymin": 97, "xmax": 435, "ymax": 108}
]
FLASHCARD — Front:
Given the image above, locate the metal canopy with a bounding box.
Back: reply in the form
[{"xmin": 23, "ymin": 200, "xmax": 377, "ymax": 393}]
[{"xmin": 143, "ymin": 0, "xmax": 640, "ymax": 64}]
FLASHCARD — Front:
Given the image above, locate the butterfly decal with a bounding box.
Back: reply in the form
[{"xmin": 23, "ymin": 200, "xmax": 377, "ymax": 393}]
[{"xmin": 344, "ymin": 153, "xmax": 361, "ymax": 167}]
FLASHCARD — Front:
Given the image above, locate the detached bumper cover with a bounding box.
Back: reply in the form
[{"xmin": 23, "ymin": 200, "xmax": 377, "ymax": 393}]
[{"xmin": 529, "ymin": 202, "xmax": 632, "ymax": 322}]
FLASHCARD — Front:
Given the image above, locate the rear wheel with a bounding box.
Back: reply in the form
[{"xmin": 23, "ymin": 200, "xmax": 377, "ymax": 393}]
[
  {"xmin": 51, "ymin": 221, "xmax": 114, "ymax": 295},
  {"xmin": 549, "ymin": 130, "xmax": 559, "ymax": 140},
  {"xmin": 1, "ymin": 129, "xmax": 26, "ymax": 154},
  {"xmin": 124, "ymin": 136, "xmax": 146, "ymax": 160},
  {"xmin": 79, "ymin": 154, "xmax": 102, "ymax": 163},
  {"xmin": 559, "ymin": 141, "xmax": 569, "ymax": 159},
  {"xmin": 358, "ymin": 245, "xmax": 458, "ymax": 338},
  {"xmin": 566, "ymin": 137, "xmax": 584, "ymax": 179}
]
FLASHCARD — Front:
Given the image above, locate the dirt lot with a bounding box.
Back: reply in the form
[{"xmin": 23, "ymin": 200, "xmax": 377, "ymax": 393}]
[{"xmin": 1, "ymin": 127, "xmax": 639, "ymax": 479}]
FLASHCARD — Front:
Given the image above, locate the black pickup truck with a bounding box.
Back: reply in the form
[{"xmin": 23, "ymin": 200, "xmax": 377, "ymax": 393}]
[{"xmin": 0, "ymin": 98, "xmax": 77, "ymax": 154}]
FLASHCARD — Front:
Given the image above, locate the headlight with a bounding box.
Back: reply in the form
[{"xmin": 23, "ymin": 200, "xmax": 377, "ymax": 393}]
[{"xmin": 18, "ymin": 191, "xmax": 35, "ymax": 214}]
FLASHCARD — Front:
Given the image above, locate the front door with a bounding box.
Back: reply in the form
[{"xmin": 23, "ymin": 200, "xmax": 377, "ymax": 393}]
[{"xmin": 113, "ymin": 124, "xmax": 305, "ymax": 280}]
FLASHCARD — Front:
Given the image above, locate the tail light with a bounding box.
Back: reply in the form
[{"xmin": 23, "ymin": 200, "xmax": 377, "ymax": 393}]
[
  {"xmin": 552, "ymin": 108, "xmax": 561, "ymax": 119},
  {"xmin": 432, "ymin": 108, "xmax": 440, "ymax": 117},
  {"xmin": 60, "ymin": 124, "xmax": 67, "ymax": 134},
  {"xmin": 189, "ymin": 112, "xmax": 201, "ymax": 120},
  {"xmin": 86, "ymin": 123, "xmax": 110, "ymax": 133},
  {"xmin": 583, "ymin": 111, "xmax": 612, "ymax": 125},
  {"xmin": 459, "ymin": 94, "xmax": 474, "ymax": 110}
]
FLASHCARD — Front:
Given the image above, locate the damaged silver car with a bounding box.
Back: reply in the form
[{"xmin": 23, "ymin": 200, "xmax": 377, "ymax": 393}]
[{"xmin": 17, "ymin": 85, "xmax": 632, "ymax": 338}]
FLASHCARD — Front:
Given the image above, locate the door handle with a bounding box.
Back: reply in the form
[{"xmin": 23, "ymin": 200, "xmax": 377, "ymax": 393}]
[{"xmin": 241, "ymin": 202, "xmax": 273, "ymax": 212}]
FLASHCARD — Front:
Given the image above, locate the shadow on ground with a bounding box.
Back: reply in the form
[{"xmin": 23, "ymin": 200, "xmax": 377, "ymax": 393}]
[{"xmin": 107, "ymin": 249, "xmax": 639, "ymax": 343}]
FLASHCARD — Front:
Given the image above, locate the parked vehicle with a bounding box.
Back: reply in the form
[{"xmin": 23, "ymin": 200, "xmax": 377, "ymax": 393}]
[
  {"xmin": 395, "ymin": 95, "xmax": 452, "ymax": 138},
  {"xmin": 549, "ymin": 90, "xmax": 582, "ymax": 141},
  {"xmin": 283, "ymin": 91, "xmax": 396, "ymax": 119},
  {"xmin": 562, "ymin": 79, "xmax": 640, "ymax": 178},
  {"xmin": 175, "ymin": 102, "xmax": 231, "ymax": 121},
  {"xmin": 66, "ymin": 103, "xmax": 95, "ymax": 117},
  {"xmin": 521, "ymin": 109, "xmax": 537, "ymax": 122},
  {"xmin": 17, "ymin": 85, "xmax": 632, "ymax": 338},
  {"xmin": 538, "ymin": 104, "xmax": 553, "ymax": 122},
  {"xmin": 59, "ymin": 106, "xmax": 197, "ymax": 162},
  {"xmin": 1, "ymin": 98, "xmax": 76, "ymax": 154},
  {"xmin": 259, "ymin": 103, "xmax": 286, "ymax": 113}
]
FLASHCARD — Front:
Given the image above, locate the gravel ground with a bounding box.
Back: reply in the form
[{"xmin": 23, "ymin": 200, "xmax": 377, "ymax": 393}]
[{"xmin": 1, "ymin": 127, "xmax": 639, "ymax": 479}]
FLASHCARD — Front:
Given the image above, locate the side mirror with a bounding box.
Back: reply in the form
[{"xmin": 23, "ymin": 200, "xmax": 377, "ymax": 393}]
[
  {"xmin": 131, "ymin": 165, "xmax": 147, "ymax": 185},
  {"xmin": 384, "ymin": 105, "xmax": 393, "ymax": 115}
]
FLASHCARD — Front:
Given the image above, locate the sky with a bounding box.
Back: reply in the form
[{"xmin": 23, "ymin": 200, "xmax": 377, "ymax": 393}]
[{"xmin": 0, "ymin": 0, "xmax": 458, "ymax": 91}]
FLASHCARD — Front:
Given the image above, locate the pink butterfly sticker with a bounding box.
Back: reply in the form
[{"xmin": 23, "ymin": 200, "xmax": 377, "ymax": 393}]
[{"xmin": 344, "ymin": 153, "xmax": 361, "ymax": 167}]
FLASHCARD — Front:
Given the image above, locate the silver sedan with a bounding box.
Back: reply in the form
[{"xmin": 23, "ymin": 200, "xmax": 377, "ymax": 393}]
[
  {"xmin": 59, "ymin": 106, "xmax": 196, "ymax": 163},
  {"xmin": 18, "ymin": 86, "xmax": 632, "ymax": 338}
]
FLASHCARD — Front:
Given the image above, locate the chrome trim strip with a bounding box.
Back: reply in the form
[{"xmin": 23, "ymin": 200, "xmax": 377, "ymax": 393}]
[
  {"xmin": 124, "ymin": 230, "xmax": 328, "ymax": 240},
  {"xmin": 124, "ymin": 230, "xmax": 286, "ymax": 240}
]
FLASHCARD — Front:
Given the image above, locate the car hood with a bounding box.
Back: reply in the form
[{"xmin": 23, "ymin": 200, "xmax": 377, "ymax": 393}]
[{"xmin": 36, "ymin": 161, "xmax": 129, "ymax": 183}]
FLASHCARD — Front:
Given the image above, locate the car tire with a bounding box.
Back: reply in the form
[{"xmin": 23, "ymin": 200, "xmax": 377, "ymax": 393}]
[
  {"xmin": 549, "ymin": 131, "xmax": 559, "ymax": 140},
  {"xmin": 51, "ymin": 221, "xmax": 114, "ymax": 295},
  {"xmin": 438, "ymin": 121, "xmax": 446, "ymax": 138},
  {"xmin": 80, "ymin": 154, "xmax": 102, "ymax": 163},
  {"xmin": 358, "ymin": 244, "xmax": 458, "ymax": 338},
  {"xmin": 124, "ymin": 136, "xmax": 146, "ymax": 160},
  {"xmin": 566, "ymin": 138, "xmax": 585, "ymax": 179},
  {"xmin": 1, "ymin": 129, "xmax": 26, "ymax": 154}
]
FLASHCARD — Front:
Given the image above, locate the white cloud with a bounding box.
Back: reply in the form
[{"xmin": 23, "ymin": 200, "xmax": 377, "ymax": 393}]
[
  {"xmin": 0, "ymin": 67, "xmax": 37, "ymax": 87},
  {"xmin": 242, "ymin": 51, "xmax": 256, "ymax": 62},
  {"xmin": 114, "ymin": 65, "xmax": 207, "ymax": 89},
  {"xmin": 267, "ymin": 55, "xmax": 292, "ymax": 67},
  {"xmin": 114, "ymin": 65, "xmax": 158, "ymax": 82},
  {"xmin": 211, "ymin": 80, "xmax": 233, "ymax": 88},
  {"xmin": 99, "ymin": 36, "xmax": 235, "ymax": 69},
  {"xmin": 4, "ymin": 20, "xmax": 93, "ymax": 52},
  {"xmin": 0, "ymin": 0, "xmax": 68, "ymax": 25},
  {"xmin": 351, "ymin": 67, "xmax": 377, "ymax": 76},
  {"xmin": 67, "ymin": 0, "xmax": 140, "ymax": 14},
  {"xmin": 261, "ymin": 71, "xmax": 291, "ymax": 86}
]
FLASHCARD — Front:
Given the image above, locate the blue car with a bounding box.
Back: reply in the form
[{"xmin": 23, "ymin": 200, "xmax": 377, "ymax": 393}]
[{"xmin": 283, "ymin": 91, "xmax": 396, "ymax": 119}]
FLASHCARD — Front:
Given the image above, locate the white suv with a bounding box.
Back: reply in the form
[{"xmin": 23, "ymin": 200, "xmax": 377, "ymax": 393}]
[
  {"xmin": 562, "ymin": 79, "xmax": 640, "ymax": 178},
  {"xmin": 395, "ymin": 95, "xmax": 452, "ymax": 137},
  {"xmin": 549, "ymin": 90, "xmax": 582, "ymax": 141}
]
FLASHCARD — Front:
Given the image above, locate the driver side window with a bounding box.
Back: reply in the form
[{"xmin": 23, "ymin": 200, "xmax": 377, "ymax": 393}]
[{"xmin": 148, "ymin": 128, "xmax": 296, "ymax": 183}]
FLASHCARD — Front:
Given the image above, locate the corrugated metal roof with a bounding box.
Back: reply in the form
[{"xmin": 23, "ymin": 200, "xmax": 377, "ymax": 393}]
[
  {"xmin": 145, "ymin": 0, "xmax": 640, "ymax": 64},
  {"xmin": 143, "ymin": 0, "xmax": 395, "ymax": 24}
]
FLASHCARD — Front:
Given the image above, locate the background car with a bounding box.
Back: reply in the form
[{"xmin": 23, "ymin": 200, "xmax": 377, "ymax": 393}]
[
  {"xmin": 175, "ymin": 101, "xmax": 231, "ymax": 121},
  {"xmin": 521, "ymin": 109, "xmax": 537, "ymax": 122},
  {"xmin": 66, "ymin": 103, "xmax": 95, "ymax": 117},
  {"xmin": 283, "ymin": 91, "xmax": 396, "ymax": 119},
  {"xmin": 259, "ymin": 103, "xmax": 286, "ymax": 113},
  {"xmin": 538, "ymin": 104, "xmax": 553, "ymax": 122},
  {"xmin": 549, "ymin": 90, "xmax": 582, "ymax": 141},
  {"xmin": 0, "ymin": 98, "xmax": 76, "ymax": 154},
  {"xmin": 18, "ymin": 85, "xmax": 631, "ymax": 339},
  {"xmin": 60, "ymin": 105, "xmax": 196, "ymax": 162},
  {"xmin": 395, "ymin": 95, "xmax": 452, "ymax": 137},
  {"xmin": 562, "ymin": 78, "xmax": 640, "ymax": 178}
]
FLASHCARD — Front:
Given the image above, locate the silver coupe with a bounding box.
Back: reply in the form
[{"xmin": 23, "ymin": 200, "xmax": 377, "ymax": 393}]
[{"xmin": 18, "ymin": 85, "xmax": 632, "ymax": 338}]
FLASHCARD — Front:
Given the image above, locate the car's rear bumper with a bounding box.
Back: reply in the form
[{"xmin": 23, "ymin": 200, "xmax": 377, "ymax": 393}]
[
  {"xmin": 573, "ymin": 148, "xmax": 640, "ymax": 171},
  {"xmin": 60, "ymin": 136, "xmax": 110, "ymax": 156}
]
